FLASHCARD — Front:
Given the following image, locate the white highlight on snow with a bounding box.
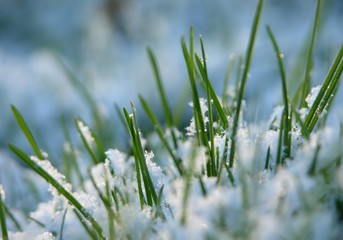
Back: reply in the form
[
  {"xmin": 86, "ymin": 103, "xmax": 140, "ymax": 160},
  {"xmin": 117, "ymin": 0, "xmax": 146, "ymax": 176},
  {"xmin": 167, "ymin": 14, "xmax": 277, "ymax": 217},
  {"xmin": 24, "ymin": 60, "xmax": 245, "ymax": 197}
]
[
  {"xmin": 0, "ymin": 184, "xmax": 5, "ymax": 201},
  {"xmin": 305, "ymin": 85, "xmax": 321, "ymax": 108},
  {"xmin": 77, "ymin": 120, "xmax": 95, "ymax": 147}
]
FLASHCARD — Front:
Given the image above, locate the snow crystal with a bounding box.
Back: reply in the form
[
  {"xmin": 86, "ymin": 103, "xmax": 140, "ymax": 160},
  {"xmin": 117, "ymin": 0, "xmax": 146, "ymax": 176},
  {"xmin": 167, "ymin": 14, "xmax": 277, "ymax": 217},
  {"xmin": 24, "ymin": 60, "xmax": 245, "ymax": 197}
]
[
  {"xmin": 105, "ymin": 149, "xmax": 128, "ymax": 177},
  {"xmin": 185, "ymin": 98, "xmax": 209, "ymax": 136},
  {"xmin": 73, "ymin": 191, "xmax": 98, "ymax": 214},
  {"xmin": 305, "ymin": 85, "xmax": 321, "ymax": 108},
  {"xmin": 34, "ymin": 232, "xmax": 55, "ymax": 240},
  {"xmin": 30, "ymin": 156, "xmax": 72, "ymax": 194},
  {"xmin": 144, "ymin": 150, "xmax": 165, "ymax": 190},
  {"xmin": 77, "ymin": 120, "xmax": 95, "ymax": 147}
]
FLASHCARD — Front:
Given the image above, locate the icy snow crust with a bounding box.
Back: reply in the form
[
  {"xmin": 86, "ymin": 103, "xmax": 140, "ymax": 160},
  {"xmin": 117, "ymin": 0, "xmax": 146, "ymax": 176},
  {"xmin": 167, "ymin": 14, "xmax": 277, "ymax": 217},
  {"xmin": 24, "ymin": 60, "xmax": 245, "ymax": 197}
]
[{"xmin": 3, "ymin": 90, "xmax": 343, "ymax": 239}]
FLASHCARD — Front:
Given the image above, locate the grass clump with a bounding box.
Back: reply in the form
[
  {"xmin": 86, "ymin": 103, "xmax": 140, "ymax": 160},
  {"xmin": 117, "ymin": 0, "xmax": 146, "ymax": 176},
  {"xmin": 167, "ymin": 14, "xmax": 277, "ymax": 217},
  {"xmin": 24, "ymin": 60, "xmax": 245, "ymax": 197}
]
[{"xmin": 1, "ymin": 0, "xmax": 343, "ymax": 239}]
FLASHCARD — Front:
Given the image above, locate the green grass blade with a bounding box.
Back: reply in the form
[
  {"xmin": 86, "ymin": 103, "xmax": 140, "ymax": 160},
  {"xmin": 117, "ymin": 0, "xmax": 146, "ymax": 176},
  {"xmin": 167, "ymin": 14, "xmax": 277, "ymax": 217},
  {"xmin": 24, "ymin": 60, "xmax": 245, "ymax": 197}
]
[
  {"xmin": 59, "ymin": 208, "xmax": 68, "ymax": 240},
  {"xmin": 147, "ymin": 48, "xmax": 178, "ymax": 147},
  {"xmin": 123, "ymin": 107, "xmax": 145, "ymax": 209},
  {"xmin": 3, "ymin": 204, "xmax": 22, "ymax": 232},
  {"xmin": 139, "ymin": 96, "xmax": 183, "ymax": 175},
  {"xmin": 222, "ymin": 54, "xmax": 236, "ymax": 107},
  {"xmin": 292, "ymin": 106, "xmax": 310, "ymax": 139},
  {"xmin": 276, "ymin": 111, "xmax": 285, "ymax": 167},
  {"xmin": 0, "ymin": 191, "xmax": 8, "ymax": 240},
  {"xmin": 198, "ymin": 37, "xmax": 216, "ymax": 175},
  {"xmin": 11, "ymin": 105, "xmax": 44, "ymax": 160},
  {"xmin": 267, "ymin": 26, "xmax": 291, "ymax": 159},
  {"xmin": 8, "ymin": 144, "xmax": 106, "ymax": 240},
  {"xmin": 305, "ymin": 45, "xmax": 343, "ymax": 132},
  {"xmin": 299, "ymin": 0, "xmax": 323, "ymax": 108},
  {"xmin": 228, "ymin": 0, "xmax": 263, "ymax": 168}
]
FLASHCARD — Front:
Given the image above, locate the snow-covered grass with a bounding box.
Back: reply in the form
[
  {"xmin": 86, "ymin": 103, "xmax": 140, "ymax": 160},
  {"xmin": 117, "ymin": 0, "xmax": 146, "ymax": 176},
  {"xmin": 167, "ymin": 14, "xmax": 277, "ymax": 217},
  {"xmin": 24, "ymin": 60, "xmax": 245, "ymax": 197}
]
[{"xmin": 1, "ymin": 0, "xmax": 343, "ymax": 239}]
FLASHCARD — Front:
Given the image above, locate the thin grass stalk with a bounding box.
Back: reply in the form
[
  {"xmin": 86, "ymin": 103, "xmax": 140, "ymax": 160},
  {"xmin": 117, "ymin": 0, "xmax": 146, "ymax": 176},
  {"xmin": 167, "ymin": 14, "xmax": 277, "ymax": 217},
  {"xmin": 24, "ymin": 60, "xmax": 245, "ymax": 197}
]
[
  {"xmin": 7, "ymin": 144, "xmax": 106, "ymax": 239},
  {"xmin": 3, "ymin": 204, "xmax": 22, "ymax": 232},
  {"xmin": 11, "ymin": 105, "xmax": 44, "ymax": 160},
  {"xmin": 306, "ymin": 46, "xmax": 343, "ymax": 132},
  {"xmin": 299, "ymin": 0, "xmax": 322, "ymax": 108},
  {"xmin": 228, "ymin": 0, "xmax": 264, "ymax": 168},
  {"xmin": 0, "ymin": 193, "xmax": 8, "ymax": 240},
  {"xmin": 147, "ymin": 48, "xmax": 178, "ymax": 149},
  {"xmin": 123, "ymin": 108, "xmax": 145, "ymax": 208},
  {"xmin": 267, "ymin": 26, "xmax": 291, "ymax": 159},
  {"xmin": 222, "ymin": 54, "xmax": 236, "ymax": 105},
  {"xmin": 200, "ymin": 37, "xmax": 216, "ymax": 175},
  {"xmin": 59, "ymin": 208, "xmax": 68, "ymax": 240}
]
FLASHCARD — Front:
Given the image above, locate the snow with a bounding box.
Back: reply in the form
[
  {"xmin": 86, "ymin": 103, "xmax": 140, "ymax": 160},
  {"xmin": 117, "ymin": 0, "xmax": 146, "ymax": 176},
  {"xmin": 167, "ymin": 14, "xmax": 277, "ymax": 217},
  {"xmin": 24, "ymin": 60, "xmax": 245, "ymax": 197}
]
[{"xmin": 77, "ymin": 120, "xmax": 95, "ymax": 148}]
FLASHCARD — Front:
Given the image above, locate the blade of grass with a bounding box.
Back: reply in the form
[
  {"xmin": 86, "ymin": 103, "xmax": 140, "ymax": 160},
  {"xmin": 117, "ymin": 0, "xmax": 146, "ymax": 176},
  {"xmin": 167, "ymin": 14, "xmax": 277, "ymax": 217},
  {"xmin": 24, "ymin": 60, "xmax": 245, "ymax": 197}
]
[
  {"xmin": 11, "ymin": 105, "xmax": 44, "ymax": 160},
  {"xmin": 299, "ymin": 0, "xmax": 323, "ymax": 108},
  {"xmin": 8, "ymin": 144, "xmax": 106, "ymax": 240},
  {"xmin": 197, "ymin": 36, "xmax": 217, "ymax": 176},
  {"xmin": 0, "ymin": 191, "xmax": 8, "ymax": 240},
  {"xmin": 3, "ymin": 204, "xmax": 22, "ymax": 232},
  {"xmin": 59, "ymin": 208, "xmax": 68, "ymax": 240},
  {"xmin": 181, "ymin": 29, "xmax": 207, "ymax": 147},
  {"xmin": 228, "ymin": 0, "xmax": 263, "ymax": 168},
  {"xmin": 305, "ymin": 45, "xmax": 343, "ymax": 132},
  {"xmin": 123, "ymin": 107, "xmax": 146, "ymax": 209},
  {"xmin": 222, "ymin": 54, "xmax": 236, "ymax": 104},
  {"xmin": 267, "ymin": 26, "xmax": 291, "ymax": 159},
  {"xmin": 139, "ymin": 95, "xmax": 183, "ymax": 175},
  {"xmin": 264, "ymin": 146, "xmax": 271, "ymax": 170},
  {"xmin": 147, "ymin": 47, "xmax": 178, "ymax": 149}
]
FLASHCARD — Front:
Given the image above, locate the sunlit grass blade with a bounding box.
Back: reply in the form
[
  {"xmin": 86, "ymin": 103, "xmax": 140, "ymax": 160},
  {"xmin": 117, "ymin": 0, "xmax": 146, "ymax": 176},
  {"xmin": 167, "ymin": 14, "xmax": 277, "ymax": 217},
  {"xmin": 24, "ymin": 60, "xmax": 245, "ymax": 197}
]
[
  {"xmin": 139, "ymin": 96, "xmax": 183, "ymax": 175},
  {"xmin": 299, "ymin": 0, "xmax": 322, "ymax": 108},
  {"xmin": 11, "ymin": 105, "xmax": 44, "ymax": 160},
  {"xmin": 147, "ymin": 47, "xmax": 178, "ymax": 149},
  {"xmin": 267, "ymin": 26, "xmax": 291, "ymax": 159},
  {"xmin": 8, "ymin": 144, "xmax": 106, "ymax": 240},
  {"xmin": 0, "ymin": 191, "xmax": 8, "ymax": 240},
  {"xmin": 228, "ymin": 0, "xmax": 263, "ymax": 168},
  {"xmin": 304, "ymin": 45, "xmax": 343, "ymax": 133},
  {"xmin": 292, "ymin": 106, "xmax": 309, "ymax": 139},
  {"xmin": 276, "ymin": 111, "xmax": 285, "ymax": 167}
]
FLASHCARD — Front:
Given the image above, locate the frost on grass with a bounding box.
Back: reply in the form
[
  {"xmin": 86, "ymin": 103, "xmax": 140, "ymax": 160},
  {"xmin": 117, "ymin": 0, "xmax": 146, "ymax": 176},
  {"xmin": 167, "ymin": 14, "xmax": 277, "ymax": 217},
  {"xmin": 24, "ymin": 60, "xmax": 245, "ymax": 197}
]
[
  {"xmin": 77, "ymin": 120, "xmax": 95, "ymax": 147},
  {"xmin": 5, "ymin": 85, "xmax": 343, "ymax": 239}
]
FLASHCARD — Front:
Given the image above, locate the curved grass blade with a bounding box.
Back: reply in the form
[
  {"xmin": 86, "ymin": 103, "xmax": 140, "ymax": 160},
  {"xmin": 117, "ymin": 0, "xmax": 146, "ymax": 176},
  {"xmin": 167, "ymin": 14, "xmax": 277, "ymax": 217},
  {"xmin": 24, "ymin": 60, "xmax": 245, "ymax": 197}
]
[
  {"xmin": 59, "ymin": 208, "xmax": 68, "ymax": 240},
  {"xmin": 8, "ymin": 144, "xmax": 106, "ymax": 240},
  {"xmin": 305, "ymin": 45, "xmax": 343, "ymax": 133},
  {"xmin": 299, "ymin": 0, "xmax": 323, "ymax": 108},
  {"xmin": 267, "ymin": 26, "xmax": 291, "ymax": 158},
  {"xmin": 228, "ymin": 0, "xmax": 264, "ymax": 168},
  {"xmin": 11, "ymin": 105, "xmax": 44, "ymax": 160},
  {"xmin": 147, "ymin": 48, "xmax": 178, "ymax": 149}
]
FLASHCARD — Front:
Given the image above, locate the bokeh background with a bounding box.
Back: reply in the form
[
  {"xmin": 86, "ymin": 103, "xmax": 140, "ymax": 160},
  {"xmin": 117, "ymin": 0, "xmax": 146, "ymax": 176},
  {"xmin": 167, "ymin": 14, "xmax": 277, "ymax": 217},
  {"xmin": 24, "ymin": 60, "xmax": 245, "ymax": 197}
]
[{"xmin": 0, "ymin": 0, "xmax": 342, "ymax": 161}]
